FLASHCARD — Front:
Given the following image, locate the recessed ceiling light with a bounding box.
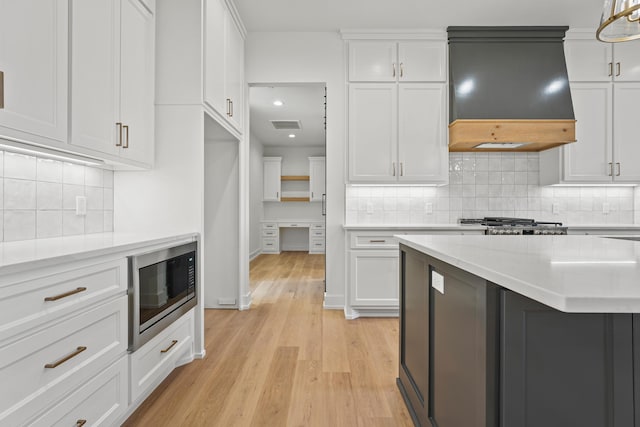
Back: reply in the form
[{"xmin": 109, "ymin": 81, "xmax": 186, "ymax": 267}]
[
  {"xmin": 273, "ymin": 100, "xmax": 284, "ymax": 106},
  {"xmin": 288, "ymin": 134, "xmax": 296, "ymax": 138}
]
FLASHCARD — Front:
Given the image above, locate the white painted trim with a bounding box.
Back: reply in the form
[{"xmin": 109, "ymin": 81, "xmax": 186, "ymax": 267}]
[
  {"xmin": 194, "ymin": 350, "xmax": 207, "ymax": 359},
  {"xmin": 340, "ymin": 29, "xmax": 447, "ymax": 41},
  {"xmin": 239, "ymin": 291, "xmax": 252, "ymax": 310},
  {"xmin": 565, "ymin": 28, "xmax": 599, "ymax": 39},
  {"xmin": 223, "ymin": 0, "xmax": 247, "ymax": 38},
  {"xmin": 348, "ymin": 307, "xmax": 399, "ymax": 319},
  {"xmin": 323, "ymin": 292, "xmax": 345, "ymax": 310},
  {"xmin": 249, "ymin": 248, "xmax": 262, "ymax": 261}
]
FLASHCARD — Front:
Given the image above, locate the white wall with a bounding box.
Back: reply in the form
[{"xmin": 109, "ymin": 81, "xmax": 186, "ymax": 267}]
[
  {"xmin": 246, "ymin": 31, "xmax": 346, "ymax": 309},
  {"xmin": 249, "ymin": 132, "xmax": 264, "ymax": 259}
]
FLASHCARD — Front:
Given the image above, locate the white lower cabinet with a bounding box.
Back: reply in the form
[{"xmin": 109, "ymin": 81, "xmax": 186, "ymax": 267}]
[
  {"xmin": 309, "ymin": 223, "xmax": 326, "ymax": 254},
  {"xmin": 130, "ymin": 309, "xmax": 194, "ymax": 403},
  {"xmin": 346, "ymin": 229, "xmax": 485, "ymax": 318},
  {"xmin": 29, "ymin": 356, "xmax": 129, "ymax": 427}
]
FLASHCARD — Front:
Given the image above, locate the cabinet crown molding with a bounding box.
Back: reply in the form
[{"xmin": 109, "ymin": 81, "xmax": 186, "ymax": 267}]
[{"xmin": 340, "ymin": 29, "xmax": 446, "ymax": 41}]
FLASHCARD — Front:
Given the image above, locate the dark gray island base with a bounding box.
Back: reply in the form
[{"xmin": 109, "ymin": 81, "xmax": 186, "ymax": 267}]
[{"xmin": 397, "ymin": 243, "xmax": 640, "ymax": 427}]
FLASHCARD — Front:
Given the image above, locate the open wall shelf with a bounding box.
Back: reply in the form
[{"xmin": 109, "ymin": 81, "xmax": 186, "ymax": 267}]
[{"xmin": 281, "ymin": 175, "xmax": 310, "ymax": 181}]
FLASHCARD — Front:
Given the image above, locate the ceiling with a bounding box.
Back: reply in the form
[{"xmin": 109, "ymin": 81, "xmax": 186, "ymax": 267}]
[
  {"xmin": 249, "ymin": 84, "xmax": 326, "ymax": 147},
  {"xmin": 234, "ymin": 0, "xmax": 604, "ymax": 32}
]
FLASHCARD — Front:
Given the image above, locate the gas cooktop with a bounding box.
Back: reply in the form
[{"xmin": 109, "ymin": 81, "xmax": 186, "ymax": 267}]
[{"xmin": 459, "ymin": 217, "xmax": 568, "ymax": 235}]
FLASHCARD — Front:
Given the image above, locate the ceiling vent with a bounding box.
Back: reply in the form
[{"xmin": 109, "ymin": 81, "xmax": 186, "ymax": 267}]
[{"xmin": 270, "ymin": 120, "xmax": 302, "ymax": 130}]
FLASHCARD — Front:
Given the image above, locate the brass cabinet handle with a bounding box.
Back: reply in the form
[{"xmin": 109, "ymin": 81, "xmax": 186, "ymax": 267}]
[
  {"xmin": 609, "ymin": 162, "xmax": 614, "ymax": 176},
  {"xmin": 392, "ymin": 63, "xmax": 396, "ymax": 78},
  {"xmin": 230, "ymin": 100, "xmax": 233, "ymax": 117},
  {"xmin": 116, "ymin": 122, "xmax": 123, "ymax": 147},
  {"xmin": 76, "ymin": 420, "xmax": 87, "ymax": 427},
  {"xmin": 0, "ymin": 70, "xmax": 4, "ymax": 109},
  {"xmin": 609, "ymin": 62, "xmax": 613, "ymax": 77},
  {"xmin": 226, "ymin": 98, "xmax": 231, "ymax": 116},
  {"xmin": 123, "ymin": 125, "xmax": 129, "ymax": 148},
  {"xmin": 616, "ymin": 62, "xmax": 621, "ymax": 77},
  {"xmin": 392, "ymin": 162, "xmax": 396, "ymax": 176},
  {"xmin": 617, "ymin": 162, "xmax": 621, "ymax": 176},
  {"xmin": 45, "ymin": 287, "xmax": 87, "ymax": 302},
  {"xmin": 400, "ymin": 162, "xmax": 404, "ymax": 176},
  {"xmin": 161, "ymin": 340, "xmax": 178, "ymax": 353},
  {"xmin": 400, "ymin": 62, "xmax": 404, "ymax": 78},
  {"xmin": 45, "ymin": 346, "xmax": 87, "ymax": 369},
  {"xmin": 369, "ymin": 239, "xmax": 386, "ymax": 243}
]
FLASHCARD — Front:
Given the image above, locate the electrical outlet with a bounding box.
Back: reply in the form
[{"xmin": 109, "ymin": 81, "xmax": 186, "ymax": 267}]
[
  {"xmin": 75, "ymin": 196, "xmax": 87, "ymax": 216},
  {"xmin": 603, "ymin": 202, "xmax": 610, "ymax": 214},
  {"xmin": 552, "ymin": 202, "xmax": 559, "ymax": 215},
  {"xmin": 366, "ymin": 202, "xmax": 374, "ymax": 214},
  {"xmin": 425, "ymin": 202, "xmax": 433, "ymax": 214}
]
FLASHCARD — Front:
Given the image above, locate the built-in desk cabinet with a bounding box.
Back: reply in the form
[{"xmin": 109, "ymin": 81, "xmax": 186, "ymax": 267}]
[{"xmin": 261, "ymin": 221, "xmax": 325, "ymax": 254}]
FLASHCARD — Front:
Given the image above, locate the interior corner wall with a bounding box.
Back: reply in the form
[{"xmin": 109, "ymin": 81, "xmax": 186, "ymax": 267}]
[
  {"xmin": 245, "ymin": 31, "xmax": 346, "ymax": 309},
  {"xmin": 249, "ymin": 132, "xmax": 264, "ymax": 259}
]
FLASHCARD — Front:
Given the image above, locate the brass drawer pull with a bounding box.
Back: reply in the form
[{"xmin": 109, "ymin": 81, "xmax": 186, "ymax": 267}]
[
  {"xmin": 123, "ymin": 124, "xmax": 129, "ymax": 148},
  {"xmin": 369, "ymin": 239, "xmax": 386, "ymax": 243},
  {"xmin": 44, "ymin": 287, "xmax": 87, "ymax": 302},
  {"xmin": 116, "ymin": 122, "xmax": 123, "ymax": 147},
  {"xmin": 45, "ymin": 346, "xmax": 87, "ymax": 369},
  {"xmin": 0, "ymin": 70, "xmax": 4, "ymax": 109},
  {"xmin": 76, "ymin": 420, "xmax": 87, "ymax": 427},
  {"xmin": 161, "ymin": 340, "xmax": 178, "ymax": 353}
]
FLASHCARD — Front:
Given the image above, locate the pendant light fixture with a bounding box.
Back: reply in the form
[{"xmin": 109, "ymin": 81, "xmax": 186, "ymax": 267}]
[{"xmin": 597, "ymin": 0, "xmax": 640, "ymax": 42}]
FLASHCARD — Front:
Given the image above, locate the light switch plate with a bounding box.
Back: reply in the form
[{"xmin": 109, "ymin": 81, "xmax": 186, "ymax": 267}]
[{"xmin": 432, "ymin": 270, "xmax": 444, "ymax": 294}]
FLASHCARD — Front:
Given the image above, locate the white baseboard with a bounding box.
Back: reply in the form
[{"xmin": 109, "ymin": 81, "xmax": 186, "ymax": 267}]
[
  {"xmin": 347, "ymin": 307, "xmax": 399, "ymax": 319},
  {"xmin": 239, "ymin": 292, "xmax": 252, "ymax": 310},
  {"xmin": 323, "ymin": 292, "xmax": 344, "ymax": 310},
  {"xmin": 249, "ymin": 248, "xmax": 261, "ymax": 261}
]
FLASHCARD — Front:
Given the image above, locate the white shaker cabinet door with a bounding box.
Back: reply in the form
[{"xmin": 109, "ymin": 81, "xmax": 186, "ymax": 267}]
[
  {"xmin": 349, "ymin": 250, "xmax": 399, "ymax": 307},
  {"xmin": 263, "ymin": 157, "xmax": 281, "ymax": 201},
  {"xmin": 0, "ymin": 0, "xmax": 68, "ymax": 144},
  {"xmin": 224, "ymin": 13, "xmax": 244, "ymax": 131},
  {"xmin": 348, "ymin": 84, "xmax": 397, "ymax": 182},
  {"xmin": 612, "ymin": 42, "xmax": 640, "ymax": 82},
  {"xmin": 119, "ymin": 0, "xmax": 154, "ymax": 165},
  {"xmin": 613, "ymin": 83, "xmax": 640, "ymax": 182},
  {"xmin": 309, "ymin": 157, "xmax": 325, "ymax": 202},
  {"xmin": 398, "ymin": 41, "xmax": 446, "ymax": 82},
  {"xmin": 348, "ymin": 41, "xmax": 397, "ymax": 82},
  {"xmin": 562, "ymin": 83, "xmax": 613, "ymax": 183},
  {"xmin": 203, "ymin": 0, "xmax": 226, "ymax": 116},
  {"xmin": 398, "ymin": 83, "xmax": 448, "ymax": 183},
  {"xmin": 70, "ymin": 0, "xmax": 120, "ymax": 156},
  {"xmin": 564, "ymin": 39, "xmax": 612, "ymax": 82}
]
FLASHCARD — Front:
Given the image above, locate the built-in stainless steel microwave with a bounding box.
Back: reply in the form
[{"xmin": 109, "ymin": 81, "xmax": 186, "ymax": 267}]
[{"xmin": 128, "ymin": 241, "xmax": 197, "ymax": 351}]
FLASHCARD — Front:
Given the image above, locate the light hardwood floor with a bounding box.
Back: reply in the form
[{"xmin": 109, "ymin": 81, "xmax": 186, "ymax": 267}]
[{"xmin": 123, "ymin": 252, "xmax": 412, "ymax": 426}]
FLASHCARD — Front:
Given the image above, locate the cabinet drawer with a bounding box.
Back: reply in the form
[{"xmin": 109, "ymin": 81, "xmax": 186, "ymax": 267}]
[
  {"xmin": 280, "ymin": 222, "xmax": 309, "ymax": 228},
  {"xmin": 262, "ymin": 223, "xmax": 278, "ymax": 230},
  {"xmin": 311, "ymin": 223, "xmax": 325, "ymax": 230},
  {"xmin": 262, "ymin": 238, "xmax": 279, "ymax": 251},
  {"xmin": 0, "ymin": 259, "xmax": 127, "ymax": 342},
  {"xmin": 0, "ymin": 297, "xmax": 128, "ymax": 426},
  {"xmin": 28, "ymin": 356, "xmax": 128, "ymax": 427},
  {"xmin": 310, "ymin": 239, "xmax": 326, "ymax": 252},
  {"xmin": 130, "ymin": 310, "xmax": 193, "ymax": 402},
  {"xmin": 350, "ymin": 233, "xmax": 399, "ymax": 249},
  {"xmin": 310, "ymin": 229, "xmax": 325, "ymax": 238},
  {"xmin": 262, "ymin": 229, "xmax": 279, "ymax": 238}
]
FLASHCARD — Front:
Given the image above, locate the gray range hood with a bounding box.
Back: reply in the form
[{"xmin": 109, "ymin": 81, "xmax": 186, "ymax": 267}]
[{"xmin": 448, "ymin": 27, "xmax": 576, "ymax": 152}]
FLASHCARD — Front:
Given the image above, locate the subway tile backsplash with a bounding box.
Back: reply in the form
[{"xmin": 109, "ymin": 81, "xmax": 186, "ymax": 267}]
[
  {"xmin": 0, "ymin": 151, "xmax": 114, "ymax": 242},
  {"xmin": 346, "ymin": 152, "xmax": 636, "ymax": 225}
]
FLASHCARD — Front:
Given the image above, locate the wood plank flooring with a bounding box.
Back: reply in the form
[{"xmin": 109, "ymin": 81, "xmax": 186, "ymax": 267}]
[{"xmin": 123, "ymin": 251, "xmax": 412, "ymax": 426}]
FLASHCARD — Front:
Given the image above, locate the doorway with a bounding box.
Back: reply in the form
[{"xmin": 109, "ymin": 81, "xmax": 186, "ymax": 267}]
[{"xmin": 247, "ymin": 83, "xmax": 327, "ymax": 294}]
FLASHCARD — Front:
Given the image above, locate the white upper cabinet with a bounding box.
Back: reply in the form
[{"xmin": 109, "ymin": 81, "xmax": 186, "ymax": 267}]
[
  {"xmin": 203, "ymin": 0, "xmax": 245, "ymax": 135},
  {"xmin": 71, "ymin": 0, "xmax": 154, "ymax": 167},
  {"xmin": 398, "ymin": 84, "xmax": 448, "ymax": 183},
  {"xmin": 263, "ymin": 157, "xmax": 282, "ymax": 202},
  {"xmin": 612, "ymin": 83, "xmax": 640, "ymax": 182},
  {"xmin": 349, "ymin": 84, "xmax": 398, "ymax": 181},
  {"xmin": 0, "ymin": 0, "xmax": 68, "ymax": 145},
  {"xmin": 349, "ymin": 83, "xmax": 447, "ymax": 184},
  {"xmin": 119, "ymin": 0, "xmax": 155, "ymax": 164},
  {"xmin": 309, "ymin": 157, "xmax": 325, "ymax": 202},
  {"xmin": 565, "ymin": 38, "xmax": 640, "ymax": 82},
  {"xmin": 349, "ymin": 41, "xmax": 446, "ymax": 82}
]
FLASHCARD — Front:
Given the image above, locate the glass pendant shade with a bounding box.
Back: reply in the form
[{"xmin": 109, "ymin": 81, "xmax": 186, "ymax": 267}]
[{"xmin": 597, "ymin": 0, "xmax": 640, "ymax": 42}]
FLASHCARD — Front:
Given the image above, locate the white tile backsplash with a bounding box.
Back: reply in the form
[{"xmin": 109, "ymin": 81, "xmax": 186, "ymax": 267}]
[
  {"xmin": 0, "ymin": 150, "xmax": 113, "ymax": 242},
  {"xmin": 348, "ymin": 152, "xmax": 637, "ymax": 225}
]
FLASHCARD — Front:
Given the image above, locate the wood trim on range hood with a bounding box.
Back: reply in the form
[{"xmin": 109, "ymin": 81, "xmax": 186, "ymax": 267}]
[{"xmin": 448, "ymin": 119, "xmax": 576, "ymax": 152}]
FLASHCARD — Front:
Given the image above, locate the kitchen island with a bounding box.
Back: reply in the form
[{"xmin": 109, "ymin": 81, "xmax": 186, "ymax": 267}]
[{"xmin": 396, "ymin": 235, "xmax": 640, "ymax": 427}]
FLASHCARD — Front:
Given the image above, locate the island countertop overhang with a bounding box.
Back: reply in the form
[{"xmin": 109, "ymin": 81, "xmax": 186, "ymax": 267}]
[{"xmin": 397, "ymin": 234, "xmax": 640, "ymax": 313}]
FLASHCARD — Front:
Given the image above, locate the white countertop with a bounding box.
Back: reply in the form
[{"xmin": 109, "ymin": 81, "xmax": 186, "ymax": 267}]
[
  {"xmin": 343, "ymin": 224, "xmax": 487, "ymax": 231},
  {"xmin": 397, "ymin": 234, "xmax": 640, "ymax": 313},
  {"xmin": 0, "ymin": 232, "xmax": 199, "ymax": 276}
]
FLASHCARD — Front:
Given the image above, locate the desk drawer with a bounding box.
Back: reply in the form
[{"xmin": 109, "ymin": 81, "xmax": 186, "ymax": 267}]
[
  {"xmin": 0, "ymin": 297, "xmax": 128, "ymax": 426},
  {"xmin": 310, "ymin": 239, "xmax": 326, "ymax": 252},
  {"xmin": 263, "ymin": 229, "xmax": 279, "ymax": 238},
  {"xmin": 350, "ymin": 233, "xmax": 399, "ymax": 249},
  {"xmin": 262, "ymin": 223, "xmax": 278, "ymax": 230},
  {"xmin": 311, "ymin": 223, "xmax": 325, "ymax": 230},
  {"xmin": 0, "ymin": 259, "xmax": 126, "ymax": 342},
  {"xmin": 310, "ymin": 229, "xmax": 325, "ymax": 238}
]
